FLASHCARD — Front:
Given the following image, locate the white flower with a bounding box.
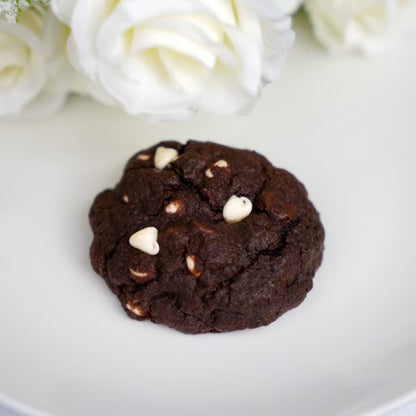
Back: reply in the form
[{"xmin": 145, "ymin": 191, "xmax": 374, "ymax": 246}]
[
  {"xmin": 52, "ymin": 0, "xmax": 295, "ymax": 122},
  {"xmin": 0, "ymin": 2, "xmax": 19, "ymax": 23},
  {"xmin": 280, "ymin": 0, "xmax": 305, "ymax": 15},
  {"xmin": 0, "ymin": 1, "xmax": 51, "ymax": 23},
  {"xmin": 304, "ymin": 0, "xmax": 399, "ymax": 55},
  {"xmin": 0, "ymin": 8, "xmax": 74, "ymax": 118}
]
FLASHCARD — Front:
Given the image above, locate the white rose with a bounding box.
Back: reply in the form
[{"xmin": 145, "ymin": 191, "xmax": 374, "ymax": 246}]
[
  {"xmin": 0, "ymin": 8, "xmax": 74, "ymax": 118},
  {"xmin": 304, "ymin": 0, "xmax": 399, "ymax": 55},
  {"xmin": 52, "ymin": 0, "xmax": 295, "ymax": 121},
  {"xmin": 281, "ymin": 0, "xmax": 305, "ymax": 15}
]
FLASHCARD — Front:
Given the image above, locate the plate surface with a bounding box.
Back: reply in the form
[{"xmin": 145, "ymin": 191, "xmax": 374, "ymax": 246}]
[{"xmin": 1, "ymin": 14, "xmax": 415, "ymax": 416}]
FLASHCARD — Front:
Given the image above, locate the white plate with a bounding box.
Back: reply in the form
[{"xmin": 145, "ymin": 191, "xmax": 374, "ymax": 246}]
[{"xmin": 1, "ymin": 15, "xmax": 415, "ymax": 416}]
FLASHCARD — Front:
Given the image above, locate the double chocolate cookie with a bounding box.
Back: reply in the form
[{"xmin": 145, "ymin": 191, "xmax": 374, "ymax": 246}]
[{"xmin": 89, "ymin": 141, "xmax": 324, "ymax": 334}]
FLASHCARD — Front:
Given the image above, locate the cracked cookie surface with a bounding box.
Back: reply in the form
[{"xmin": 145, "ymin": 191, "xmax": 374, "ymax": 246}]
[{"xmin": 89, "ymin": 141, "xmax": 325, "ymax": 334}]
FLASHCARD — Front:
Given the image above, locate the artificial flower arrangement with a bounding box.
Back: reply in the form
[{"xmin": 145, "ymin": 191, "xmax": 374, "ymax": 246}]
[{"xmin": 0, "ymin": 0, "xmax": 409, "ymax": 121}]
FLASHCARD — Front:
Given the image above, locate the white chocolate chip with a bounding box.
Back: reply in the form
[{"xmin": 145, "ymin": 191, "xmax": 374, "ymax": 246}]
[
  {"xmin": 214, "ymin": 160, "xmax": 228, "ymax": 168},
  {"xmin": 223, "ymin": 196, "xmax": 253, "ymax": 224},
  {"xmin": 205, "ymin": 159, "xmax": 229, "ymax": 178},
  {"xmin": 129, "ymin": 269, "xmax": 149, "ymax": 279},
  {"xmin": 154, "ymin": 146, "xmax": 178, "ymax": 170},
  {"xmin": 129, "ymin": 227, "xmax": 160, "ymax": 255},
  {"xmin": 165, "ymin": 200, "xmax": 183, "ymax": 214},
  {"xmin": 123, "ymin": 195, "xmax": 130, "ymax": 203},
  {"xmin": 126, "ymin": 302, "xmax": 147, "ymax": 317},
  {"xmin": 137, "ymin": 153, "xmax": 151, "ymax": 161},
  {"xmin": 186, "ymin": 255, "xmax": 201, "ymax": 277},
  {"xmin": 129, "ymin": 268, "xmax": 156, "ymax": 282}
]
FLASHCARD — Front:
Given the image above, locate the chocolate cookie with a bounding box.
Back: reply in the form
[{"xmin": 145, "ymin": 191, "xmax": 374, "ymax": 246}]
[{"xmin": 89, "ymin": 141, "xmax": 324, "ymax": 334}]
